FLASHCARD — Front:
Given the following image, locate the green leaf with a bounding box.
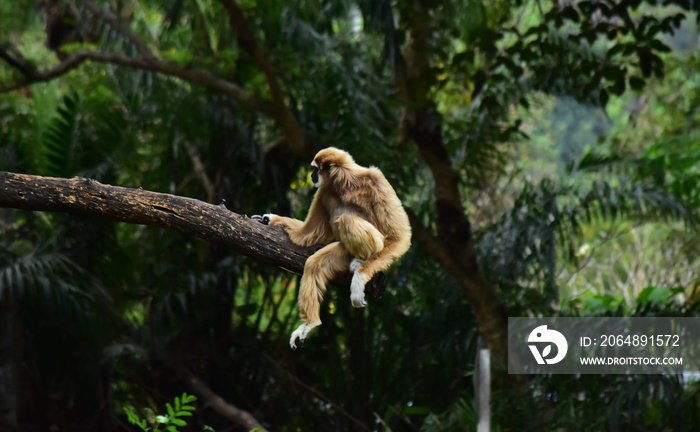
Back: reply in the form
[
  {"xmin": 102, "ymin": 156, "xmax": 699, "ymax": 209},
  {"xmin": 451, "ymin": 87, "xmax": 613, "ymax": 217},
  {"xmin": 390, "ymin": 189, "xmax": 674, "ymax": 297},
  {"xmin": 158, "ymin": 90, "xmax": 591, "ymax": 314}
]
[
  {"xmin": 155, "ymin": 415, "xmax": 170, "ymax": 424},
  {"xmin": 584, "ymin": 294, "xmax": 620, "ymax": 311},
  {"xmin": 637, "ymin": 286, "xmax": 671, "ymax": 304},
  {"xmin": 170, "ymin": 418, "xmax": 187, "ymax": 427},
  {"xmin": 124, "ymin": 407, "xmax": 150, "ymax": 431}
]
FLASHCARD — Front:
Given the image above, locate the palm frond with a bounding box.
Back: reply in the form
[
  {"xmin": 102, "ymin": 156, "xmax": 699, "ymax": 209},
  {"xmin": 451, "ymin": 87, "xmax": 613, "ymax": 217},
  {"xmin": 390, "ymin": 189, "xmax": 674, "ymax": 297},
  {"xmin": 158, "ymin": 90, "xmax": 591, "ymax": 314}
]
[
  {"xmin": 478, "ymin": 171, "xmax": 698, "ymax": 304},
  {"xmin": 478, "ymin": 178, "xmax": 561, "ymax": 301},
  {"xmin": 39, "ymin": 90, "xmax": 80, "ymax": 177},
  {"xmin": 573, "ymin": 179, "xmax": 698, "ymax": 228},
  {"xmin": 0, "ymin": 251, "xmax": 105, "ymax": 318},
  {"xmin": 566, "ymin": 151, "xmax": 627, "ymax": 174}
]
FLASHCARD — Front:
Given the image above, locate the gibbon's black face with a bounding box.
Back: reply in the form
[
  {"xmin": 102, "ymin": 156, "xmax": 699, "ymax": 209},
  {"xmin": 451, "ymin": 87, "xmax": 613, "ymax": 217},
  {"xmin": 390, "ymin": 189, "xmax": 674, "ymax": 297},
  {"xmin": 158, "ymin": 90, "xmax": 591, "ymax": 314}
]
[{"xmin": 311, "ymin": 166, "xmax": 319, "ymax": 186}]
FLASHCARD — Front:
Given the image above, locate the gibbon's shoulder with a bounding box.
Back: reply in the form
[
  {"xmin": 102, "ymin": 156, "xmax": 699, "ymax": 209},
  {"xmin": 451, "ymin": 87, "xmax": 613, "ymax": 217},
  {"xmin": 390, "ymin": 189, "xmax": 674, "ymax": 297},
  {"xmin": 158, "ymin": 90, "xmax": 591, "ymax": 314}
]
[
  {"xmin": 364, "ymin": 166, "xmax": 391, "ymax": 188},
  {"xmin": 346, "ymin": 166, "xmax": 394, "ymax": 201},
  {"xmin": 364, "ymin": 165, "xmax": 388, "ymax": 181}
]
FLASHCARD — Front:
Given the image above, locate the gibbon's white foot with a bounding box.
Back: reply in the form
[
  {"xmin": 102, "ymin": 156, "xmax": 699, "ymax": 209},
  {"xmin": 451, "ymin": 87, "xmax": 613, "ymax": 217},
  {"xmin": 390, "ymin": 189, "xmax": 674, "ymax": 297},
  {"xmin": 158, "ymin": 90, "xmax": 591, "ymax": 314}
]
[
  {"xmin": 349, "ymin": 258, "xmax": 364, "ymax": 273},
  {"xmin": 350, "ymin": 271, "xmax": 370, "ymax": 308},
  {"xmin": 290, "ymin": 322, "xmax": 320, "ymax": 349}
]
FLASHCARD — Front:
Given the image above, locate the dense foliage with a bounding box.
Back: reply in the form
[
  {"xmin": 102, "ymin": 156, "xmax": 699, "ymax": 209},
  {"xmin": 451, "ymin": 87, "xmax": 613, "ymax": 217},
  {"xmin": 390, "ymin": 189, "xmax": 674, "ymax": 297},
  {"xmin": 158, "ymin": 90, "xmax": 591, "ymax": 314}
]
[{"xmin": 1, "ymin": 0, "xmax": 699, "ymax": 431}]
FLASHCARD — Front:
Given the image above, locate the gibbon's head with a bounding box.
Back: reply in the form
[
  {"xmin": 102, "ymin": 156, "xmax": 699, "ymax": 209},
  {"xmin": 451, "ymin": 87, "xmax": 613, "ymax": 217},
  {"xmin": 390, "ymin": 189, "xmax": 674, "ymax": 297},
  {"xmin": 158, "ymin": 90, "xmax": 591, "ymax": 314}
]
[{"xmin": 310, "ymin": 147, "xmax": 355, "ymax": 187}]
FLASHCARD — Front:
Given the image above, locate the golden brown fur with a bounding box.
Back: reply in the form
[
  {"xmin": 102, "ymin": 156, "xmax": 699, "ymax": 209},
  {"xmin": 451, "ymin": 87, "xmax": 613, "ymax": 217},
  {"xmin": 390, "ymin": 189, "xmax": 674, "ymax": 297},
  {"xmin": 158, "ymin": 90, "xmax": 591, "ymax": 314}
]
[{"xmin": 262, "ymin": 147, "xmax": 411, "ymax": 348}]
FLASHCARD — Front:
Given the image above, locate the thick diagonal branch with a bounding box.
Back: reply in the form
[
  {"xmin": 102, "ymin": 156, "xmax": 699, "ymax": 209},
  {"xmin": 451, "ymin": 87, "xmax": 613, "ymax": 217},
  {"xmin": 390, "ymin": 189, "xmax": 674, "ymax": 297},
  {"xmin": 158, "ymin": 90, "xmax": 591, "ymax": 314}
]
[{"xmin": 0, "ymin": 172, "xmax": 385, "ymax": 297}]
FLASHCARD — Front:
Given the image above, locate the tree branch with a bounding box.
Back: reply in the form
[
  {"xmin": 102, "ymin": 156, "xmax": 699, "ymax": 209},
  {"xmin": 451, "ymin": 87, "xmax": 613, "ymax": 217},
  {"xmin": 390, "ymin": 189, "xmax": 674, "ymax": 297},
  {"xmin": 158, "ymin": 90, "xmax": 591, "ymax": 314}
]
[
  {"xmin": 172, "ymin": 363, "xmax": 269, "ymax": 432},
  {"xmin": 263, "ymin": 353, "xmax": 371, "ymax": 431},
  {"xmin": 80, "ymin": 0, "xmax": 155, "ymax": 59},
  {"xmin": 217, "ymin": 0, "xmax": 284, "ymax": 107},
  {"xmin": 0, "ymin": 49, "xmax": 279, "ymax": 118},
  {"xmin": 0, "ymin": 43, "xmax": 40, "ymax": 79},
  {"xmin": 183, "ymin": 141, "xmax": 216, "ymax": 204},
  {"xmin": 217, "ymin": 0, "xmax": 308, "ymax": 154},
  {"xmin": 393, "ymin": 2, "xmax": 509, "ymax": 360},
  {"xmin": 0, "ymin": 43, "xmax": 88, "ymax": 93},
  {"xmin": 2, "ymin": 1, "xmax": 308, "ymax": 154},
  {"xmin": 0, "ymin": 172, "xmax": 385, "ymax": 297}
]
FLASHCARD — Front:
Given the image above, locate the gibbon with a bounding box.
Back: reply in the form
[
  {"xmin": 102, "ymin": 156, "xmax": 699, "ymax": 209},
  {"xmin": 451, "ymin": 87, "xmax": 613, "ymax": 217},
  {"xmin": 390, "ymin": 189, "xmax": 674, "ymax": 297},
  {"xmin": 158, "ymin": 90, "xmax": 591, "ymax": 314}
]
[{"xmin": 253, "ymin": 147, "xmax": 411, "ymax": 348}]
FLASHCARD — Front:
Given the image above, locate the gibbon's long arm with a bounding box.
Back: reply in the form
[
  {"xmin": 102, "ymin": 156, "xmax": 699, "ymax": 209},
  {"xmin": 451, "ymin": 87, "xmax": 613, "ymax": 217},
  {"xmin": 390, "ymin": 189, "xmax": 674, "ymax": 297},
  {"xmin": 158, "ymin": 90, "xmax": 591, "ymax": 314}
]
[
  {"xmin": 263, "ymin": 194, "xmax": 333, "ymax": 247},
  {"xmin": 0, "ymin": 172, "xmax": 388, "ymax": 297}
]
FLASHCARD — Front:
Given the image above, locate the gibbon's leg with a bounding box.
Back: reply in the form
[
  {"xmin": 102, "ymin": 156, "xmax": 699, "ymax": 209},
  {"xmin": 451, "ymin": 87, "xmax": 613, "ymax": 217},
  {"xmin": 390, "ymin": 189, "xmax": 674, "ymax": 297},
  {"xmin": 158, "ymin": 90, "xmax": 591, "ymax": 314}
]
[
  {"xmin": 335, "ymin": 213, "xmax": 385, "ymax": 308},
  {"xmin": 350, "ymin": 236, "xmax": 411, "ymax": 308},
  {"xmin": 335, "ymin": 213, "xmax": 384, "ymax": 259},
  {"xmin": 290, "ymin": 242, "xmax": 352, "ymax": 349}
]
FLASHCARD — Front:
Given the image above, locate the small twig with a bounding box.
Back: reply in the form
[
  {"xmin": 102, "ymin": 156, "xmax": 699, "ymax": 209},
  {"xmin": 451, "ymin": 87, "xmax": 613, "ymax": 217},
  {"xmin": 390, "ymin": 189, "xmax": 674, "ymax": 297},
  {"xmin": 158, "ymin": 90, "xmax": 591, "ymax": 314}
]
[
  {"xmin": 184, "ymin": 141, "xmax": 216, "ymax": 203},
  {"xmin": 172, "ymin": 363, "xmax": 269, "ymax": 432},
  {"xmin": 263, "ymin": 136, "xmax": 286, "ymax": 154},
  {"xmin": 263, "ymin": 353, "xmax": 372, "ymax": 431},
  {"xmin": 374, "ymin": 412, "xmax": 394, "ymax": 432}
]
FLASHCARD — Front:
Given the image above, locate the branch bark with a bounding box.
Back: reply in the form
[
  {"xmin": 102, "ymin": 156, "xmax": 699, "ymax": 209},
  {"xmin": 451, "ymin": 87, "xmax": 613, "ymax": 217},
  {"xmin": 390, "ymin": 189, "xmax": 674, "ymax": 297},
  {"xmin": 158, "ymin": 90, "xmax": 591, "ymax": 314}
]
[{"xmin": 0, "ymin": 172, "xmax": 385, "ymax": 297}]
